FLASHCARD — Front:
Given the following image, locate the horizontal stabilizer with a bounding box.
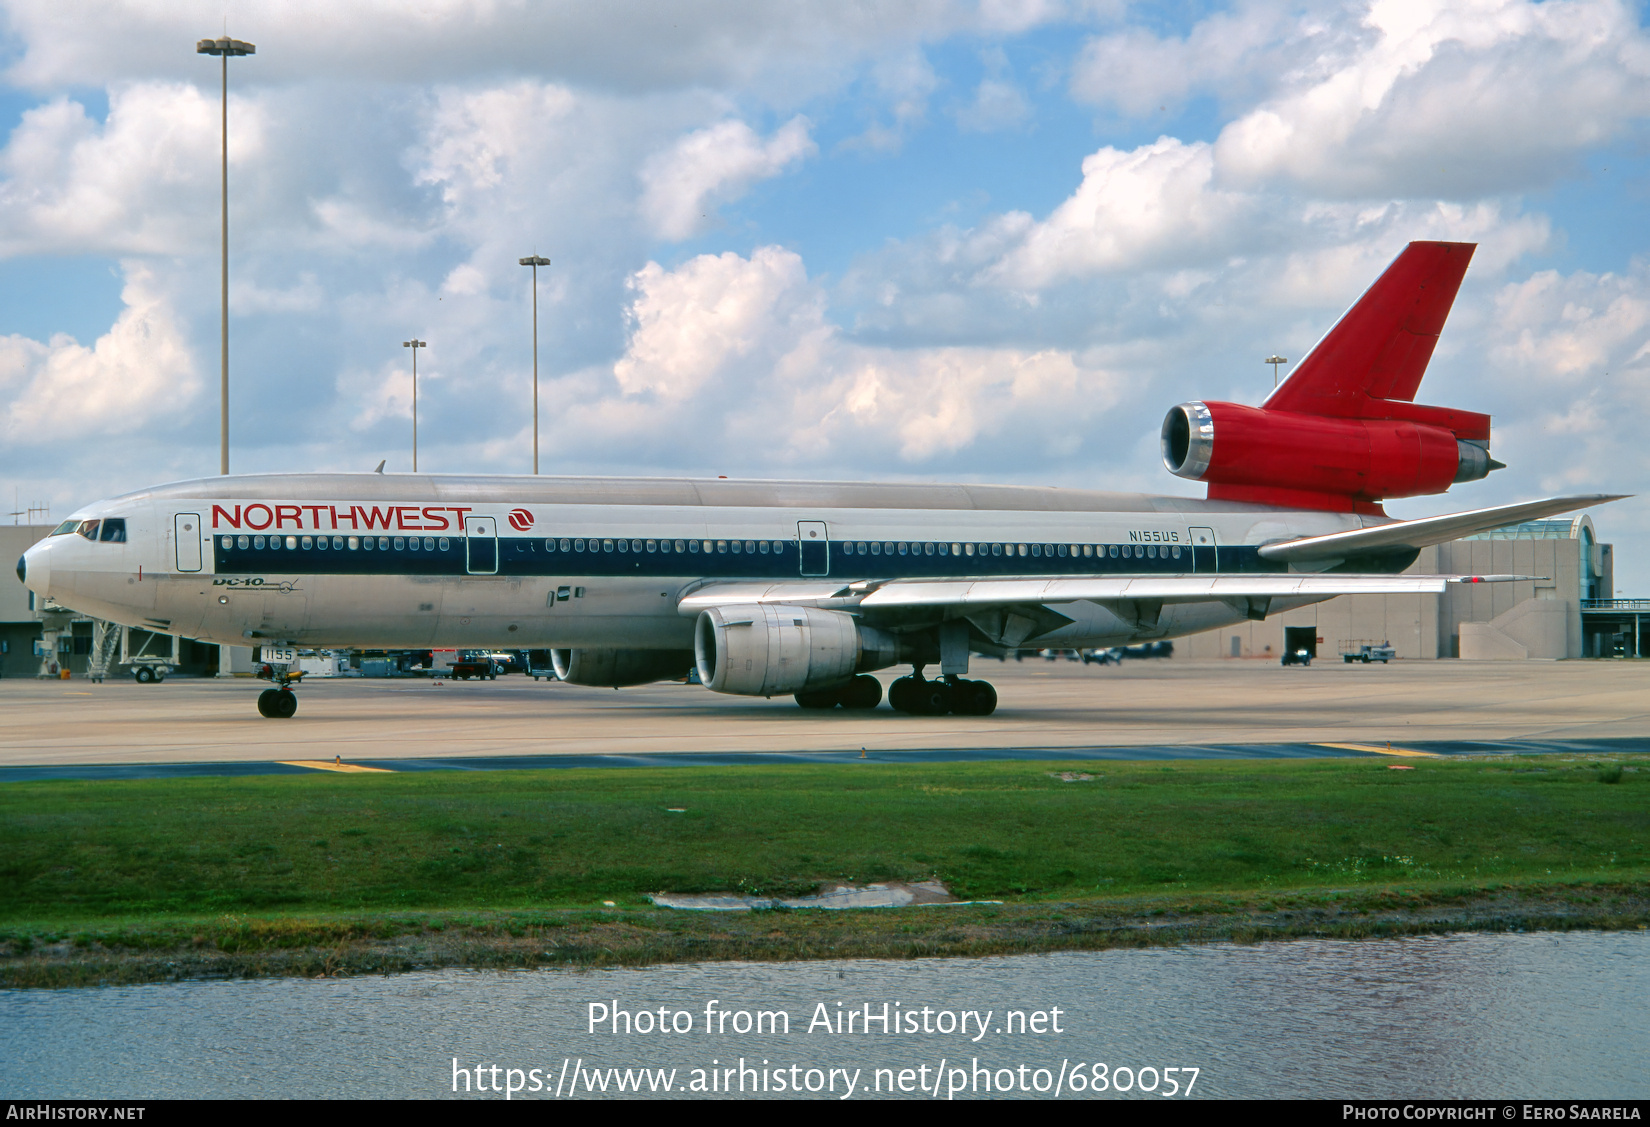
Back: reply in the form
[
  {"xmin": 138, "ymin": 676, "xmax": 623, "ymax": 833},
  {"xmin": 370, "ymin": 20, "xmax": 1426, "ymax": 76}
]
[{"xmin": 1257, "ymin": 494, "xmax": 1628, "ymax": 565}]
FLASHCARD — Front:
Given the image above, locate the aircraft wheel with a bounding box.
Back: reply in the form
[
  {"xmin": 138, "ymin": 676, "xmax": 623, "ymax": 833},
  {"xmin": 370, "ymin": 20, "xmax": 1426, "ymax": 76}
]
[
  {"xmin": 256, "ymin": 689, "xmax": 278, "ymax": 717},
  {"xmin": 954, "ymin": 680, "xmax": 997, "ymax": 716},
  {"xmin": 840, "ymin": 674, "xmax": 883, "ymax": 710},
  {"xmin": 911, "ymin": 680, "xmax": 953, "ymax": 716},
  {"xmin": 273, "ymin": 689, "xmax": 298, "ymax": 718},
  {"xmin": 135, "ymin": 666, "xmax": 154, "ymax": 684},
  {"xmin": 888, "ymin": 676, "xmax": 918, "ymax": 713},
  {"xmin": 795, "ymin": 688, "xmax": 839, "ymax": 709}
]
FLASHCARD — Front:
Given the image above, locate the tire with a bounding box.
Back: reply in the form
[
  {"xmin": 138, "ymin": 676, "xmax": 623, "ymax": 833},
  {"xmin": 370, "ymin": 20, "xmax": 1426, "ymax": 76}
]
[
  {"xmin": 912, "ymin": 680, "xmax": 952, "ymax": 716},
  {"xmin": 135, "ymin": 666, "xmax": 154, "ymax": 684},
  {"xmin": 840, "ymin": 674, "xmax": 883, "ymax": 710},
  {"xmin": 256, "ymin": 689, "xmax": 277, "ymax": 717},
  {"xmin": 955, "ymin": 680, "xmax": 997, "ymax": 716},
  {"xmin": 273, "ymin": 690, "xmax": 298, "ymax": 718},
  {"xmin": 795, "ymin": 688, "xmax": 839, "ymax": 709},
  {"xmin": 888, "ymin": 676, "xmax": 917, "ymax": 713}
]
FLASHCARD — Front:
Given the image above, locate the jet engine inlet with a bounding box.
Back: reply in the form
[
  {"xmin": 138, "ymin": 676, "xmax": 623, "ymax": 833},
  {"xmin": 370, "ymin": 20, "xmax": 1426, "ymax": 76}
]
[
  {"xmin": 1161, "ymin": 401, "xmax": 1214, "ymax": 479},
  {"xmin": 695, "ymin": 604, "xmax": 900, "ymax": 696}
]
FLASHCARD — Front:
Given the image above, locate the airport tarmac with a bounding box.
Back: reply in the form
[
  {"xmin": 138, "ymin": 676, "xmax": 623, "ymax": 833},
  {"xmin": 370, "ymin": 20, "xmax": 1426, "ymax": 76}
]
[{"xmin": 0, "ymin": 658, "xmax": 1644, "ymax": 778}]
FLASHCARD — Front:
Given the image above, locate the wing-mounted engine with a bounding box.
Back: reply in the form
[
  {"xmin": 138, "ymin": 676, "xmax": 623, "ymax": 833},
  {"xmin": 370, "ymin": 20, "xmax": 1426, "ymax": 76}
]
[
  {"xmin": 695, "ymin": 605, "xmax": 902, "ymax": 696},
  {"xmin": 552, "ymin": 648, "xmax": 694, "ymax": 687},
  {"xmin": 1160, "ymin": 241, "xmax": 1502, "ymax": 514}
]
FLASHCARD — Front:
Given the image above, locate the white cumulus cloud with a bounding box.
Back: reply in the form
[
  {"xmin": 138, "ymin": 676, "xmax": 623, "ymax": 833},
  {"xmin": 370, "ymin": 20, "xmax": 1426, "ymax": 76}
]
[
  {"xmin": 0, "ymin": 261, "xmax": 198, "ymax": 440},
  {"xmin": 601, "ymin": 245, "xmax": 1122, "ymax": 467},
  {"xmin": 1213, "ymin": 0, "xmax": 1650, "ymax": 197},
  {"xmin": 639, "ymin": 117, "xmax": 816, "ymax": 241}
]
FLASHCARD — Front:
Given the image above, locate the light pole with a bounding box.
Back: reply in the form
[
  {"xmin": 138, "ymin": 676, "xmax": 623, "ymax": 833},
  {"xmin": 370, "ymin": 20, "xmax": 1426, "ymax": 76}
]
[
  {"xmin": 403, "ymin": 340, "xmax": 426, "ymax": 471},
  {"xmin": 519, "ymin": 255, "xmax": 551, "ymax": 474},
  {"xmin": 196, "ymin": 35, "xmax": 255, "ymax": 476},
  {"xmin": 1265, "ymin": 354, "xmax": 1289, "ymax": 389}
]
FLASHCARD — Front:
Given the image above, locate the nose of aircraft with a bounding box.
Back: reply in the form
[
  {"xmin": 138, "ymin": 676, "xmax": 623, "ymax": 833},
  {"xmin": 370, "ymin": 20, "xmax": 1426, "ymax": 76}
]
[{"xmin": 19, "ymin": 541, "xmax": 50, "ymax": 598}]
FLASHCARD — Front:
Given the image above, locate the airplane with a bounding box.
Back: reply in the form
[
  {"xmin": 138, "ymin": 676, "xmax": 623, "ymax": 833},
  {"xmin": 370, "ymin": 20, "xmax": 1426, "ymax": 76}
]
[{"xmin": 16, "ymin": 240, "xmax": 1623, "ymax": 719}]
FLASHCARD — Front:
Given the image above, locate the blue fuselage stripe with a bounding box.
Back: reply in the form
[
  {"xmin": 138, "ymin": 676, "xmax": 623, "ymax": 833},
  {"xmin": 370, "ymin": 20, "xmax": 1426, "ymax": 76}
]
[{"xmin": 211, "ymin": 536, "xmax": 1267, "ymax": 577}]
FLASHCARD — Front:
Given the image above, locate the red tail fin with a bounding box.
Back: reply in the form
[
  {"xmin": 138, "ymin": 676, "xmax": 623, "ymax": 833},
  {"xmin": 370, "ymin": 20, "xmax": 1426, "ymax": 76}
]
[{"xmin": 1264, "ymin": 241, "xmax": 1486, "ymax": 440}]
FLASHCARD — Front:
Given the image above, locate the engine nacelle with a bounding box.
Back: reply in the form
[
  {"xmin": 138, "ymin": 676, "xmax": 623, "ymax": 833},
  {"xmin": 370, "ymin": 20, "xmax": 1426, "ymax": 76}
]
[
  {"xmin": 695, "ymin": 605, "xmax": 901, "ymax": 697},
  {"xmin": 1161, "ymin": 400, "xmax": 1498, "ymax": 508},
  {"xmin": 551, "ymin": 648, "xmax": 694, "ymax": 687}
]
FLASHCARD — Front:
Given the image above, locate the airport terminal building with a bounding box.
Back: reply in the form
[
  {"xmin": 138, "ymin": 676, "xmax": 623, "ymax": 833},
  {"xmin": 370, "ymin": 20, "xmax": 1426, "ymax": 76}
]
[{"xmin": 1174, "ymin": 515, "xmax": 1642, "ymax": 661}]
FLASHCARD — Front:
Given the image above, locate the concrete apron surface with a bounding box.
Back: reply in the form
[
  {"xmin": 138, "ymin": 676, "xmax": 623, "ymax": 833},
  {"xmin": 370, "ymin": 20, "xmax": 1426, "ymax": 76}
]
[{"xmin": 0, "ymin": 659, "xmax": 1646, "ymax": 767}]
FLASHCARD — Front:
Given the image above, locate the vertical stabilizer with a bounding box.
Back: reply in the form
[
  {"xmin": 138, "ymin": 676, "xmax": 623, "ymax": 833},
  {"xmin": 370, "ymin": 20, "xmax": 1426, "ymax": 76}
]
[{"xmin": 1265, "ymin": 241, "xmax": 1478, "ymax": 433}]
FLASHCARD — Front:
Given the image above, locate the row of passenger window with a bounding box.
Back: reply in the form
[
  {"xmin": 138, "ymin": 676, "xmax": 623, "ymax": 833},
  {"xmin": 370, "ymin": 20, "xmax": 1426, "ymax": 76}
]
[
  {"xmin": 218, "ymin": 530, "xmax": 1185, "ymax": 562},
  {"xmin": 538, "ymin": 536, "xmax": 1183, "ymax": 561},
  {"xmin": 839, "ymin": 540, "xmax": 1183, "ymax": 560},
  {"xmin": 221, "ymin": 534, "xmax": 451, "ymax": 553},
  {"xmin": 542, "ymin": 538, "xmax": 788, "ymax": 556}
]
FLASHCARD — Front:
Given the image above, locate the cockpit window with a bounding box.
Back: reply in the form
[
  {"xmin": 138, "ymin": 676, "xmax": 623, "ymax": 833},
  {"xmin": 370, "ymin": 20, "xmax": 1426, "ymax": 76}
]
[
  {"xmin": 50, "ymin": 520, "xmax": 78, "ymax": 536},
  {"xmin": 77, "ymin": 520, "xmax": 100, "ymax": 541},
  {"xmin": 99, "ymin": 518, "xmax": 127, "ymax": 543}
]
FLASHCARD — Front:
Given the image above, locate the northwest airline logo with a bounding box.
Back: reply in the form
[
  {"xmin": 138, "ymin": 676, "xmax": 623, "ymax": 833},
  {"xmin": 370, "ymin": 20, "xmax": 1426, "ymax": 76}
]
[{"xmin": 507, "ymin": 508, "xmax": 534, "ymax": 532}]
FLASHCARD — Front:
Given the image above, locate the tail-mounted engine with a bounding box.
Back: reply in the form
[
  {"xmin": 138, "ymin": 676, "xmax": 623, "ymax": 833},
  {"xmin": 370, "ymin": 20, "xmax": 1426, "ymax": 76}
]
[
  {"xmin": 1159, "ymin": 240, "xmax": 1502, "ymax": 513},
  {"xmin": 695, "ymin": 605, "xmax": 902, "ymax": 696},
  {"xmin": 1161, "ymin": 400, "xmax": 1502, "ymax": 512}
]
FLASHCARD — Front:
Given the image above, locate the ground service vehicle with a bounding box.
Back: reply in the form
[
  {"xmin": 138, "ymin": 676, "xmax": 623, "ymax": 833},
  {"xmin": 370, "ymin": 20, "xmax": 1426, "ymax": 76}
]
[{"xmin": 1341, "ymin": 641, "xmax": 1396, "ymax": 664}]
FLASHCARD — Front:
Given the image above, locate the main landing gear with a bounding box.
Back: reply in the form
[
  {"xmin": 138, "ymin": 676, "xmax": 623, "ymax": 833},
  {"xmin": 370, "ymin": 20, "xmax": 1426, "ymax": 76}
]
[
  {"xmin": 792, "ymin": 667, "xmax": 999, "ymax": 715},
  {"xmin": 254, "ymin": 663, "xmax": 303, "ymax": 719},
  {"xmin": 794, "ymin": 674, "xmax": 884, "ymax": 710},
  {"xmin": 888, "ymin": 671, "xmax": 997, "ymax": 716}
]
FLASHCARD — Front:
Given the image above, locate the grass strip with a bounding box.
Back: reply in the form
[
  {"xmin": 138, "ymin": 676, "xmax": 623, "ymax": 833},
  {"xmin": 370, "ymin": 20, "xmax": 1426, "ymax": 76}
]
[{"xmin": 2, "ymin": 754, "xmax": 1645, "ymax": 985}]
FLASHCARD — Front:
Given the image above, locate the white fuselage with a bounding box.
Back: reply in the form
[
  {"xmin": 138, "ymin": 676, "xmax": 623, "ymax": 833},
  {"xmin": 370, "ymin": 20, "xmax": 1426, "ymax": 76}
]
[{"xmin": 19, "ymin": 473, "xmax": 1375, "ymax": 654}]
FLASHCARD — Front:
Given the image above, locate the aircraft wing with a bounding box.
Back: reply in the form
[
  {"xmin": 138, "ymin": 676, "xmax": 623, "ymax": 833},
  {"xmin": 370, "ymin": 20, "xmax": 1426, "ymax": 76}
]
[
  {"xmin": 677, "ymin": 572, "xmax": 1541, "ymax": 616},
  {"xmin": 1257, "ymin": 494, "xmax": 1628, "ymax": 565}
]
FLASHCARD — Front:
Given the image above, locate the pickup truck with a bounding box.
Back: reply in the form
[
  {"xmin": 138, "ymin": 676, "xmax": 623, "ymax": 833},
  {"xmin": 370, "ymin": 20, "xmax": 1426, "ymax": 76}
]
[{"xmin": 1340, "ymin": 641, "xmax": 1396, "ymax": 664}]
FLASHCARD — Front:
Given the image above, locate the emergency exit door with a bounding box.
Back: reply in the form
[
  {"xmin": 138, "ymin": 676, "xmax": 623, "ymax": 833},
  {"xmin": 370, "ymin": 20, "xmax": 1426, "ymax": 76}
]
[{"xmin": 466, "ymin": 516, "xmax": 498, "ymax": 574}]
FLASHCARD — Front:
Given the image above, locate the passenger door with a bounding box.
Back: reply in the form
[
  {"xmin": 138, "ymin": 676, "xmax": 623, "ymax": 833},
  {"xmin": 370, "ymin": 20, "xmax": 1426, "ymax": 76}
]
[
  {"xmin": 174, "ymin": 513, "xmax": 203, "ymax": 573},
  {"xmin": 1189, "ymin": 527, "xmax": 1216, "ymax": 573},
  {"xmin": 797, "ymin": 521, "xmax": 829, "ymax": 576},
  {"xmin": 465, "ymin": 516, "xmax": 498, "ymax": 575}
]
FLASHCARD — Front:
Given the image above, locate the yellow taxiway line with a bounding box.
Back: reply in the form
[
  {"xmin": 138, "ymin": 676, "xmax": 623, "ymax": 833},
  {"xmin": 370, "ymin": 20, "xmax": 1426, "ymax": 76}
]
[
  {"xmin": 278, "ymin": 760, "xmax": 395, "ymax": 773},
  {"xmin": 1315, "ymin": 742, "xmax": 1443, "ymax": 759}
]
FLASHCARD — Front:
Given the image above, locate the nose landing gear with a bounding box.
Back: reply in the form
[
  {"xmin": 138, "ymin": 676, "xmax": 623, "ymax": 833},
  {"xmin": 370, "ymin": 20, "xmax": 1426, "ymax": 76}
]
[
  {"xmin": 256, "ymin": 688, "xmax": 298, "ymax": 718},
  {"xmin": 254, "ymin": 663, "xmax": 303, "ymax": 718}
]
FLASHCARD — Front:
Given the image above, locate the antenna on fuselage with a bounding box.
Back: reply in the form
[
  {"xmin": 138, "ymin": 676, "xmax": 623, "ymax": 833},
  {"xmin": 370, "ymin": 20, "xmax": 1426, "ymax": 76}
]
[{"xmin": 373, "ymin": 460, "xmax": 386, "ymax": 474}]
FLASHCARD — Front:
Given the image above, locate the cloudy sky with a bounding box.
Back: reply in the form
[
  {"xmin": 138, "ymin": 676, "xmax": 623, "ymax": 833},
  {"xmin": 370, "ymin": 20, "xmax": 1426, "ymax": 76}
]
[{"xmin": 1, "ymin": 0, "xmax": 1646, "ymax": 590}]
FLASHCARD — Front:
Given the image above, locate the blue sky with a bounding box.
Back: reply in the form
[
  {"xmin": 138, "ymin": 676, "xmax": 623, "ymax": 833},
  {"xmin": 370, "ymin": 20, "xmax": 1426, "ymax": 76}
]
[{"xmin": 0, "ymin": 0, "xmax": 1646, "ymax": 590}]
